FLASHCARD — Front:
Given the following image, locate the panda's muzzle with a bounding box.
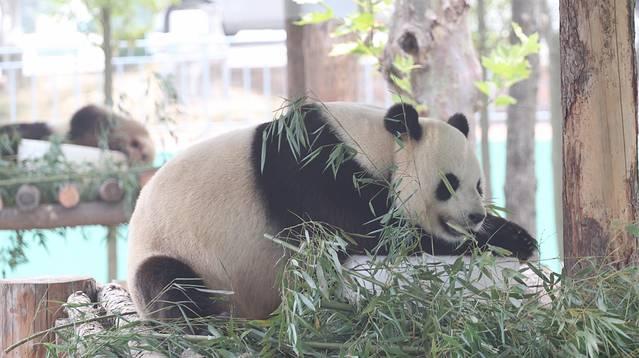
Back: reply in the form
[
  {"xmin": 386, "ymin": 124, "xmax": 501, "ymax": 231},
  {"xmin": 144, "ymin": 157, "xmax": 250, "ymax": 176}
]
[
  {"xmin": 439, "ymin": 216, "xmax": 462, "ymax": 236},
  {"xmin": 439, "ymin": 214, "xmax": 484, "ymax": 237}
]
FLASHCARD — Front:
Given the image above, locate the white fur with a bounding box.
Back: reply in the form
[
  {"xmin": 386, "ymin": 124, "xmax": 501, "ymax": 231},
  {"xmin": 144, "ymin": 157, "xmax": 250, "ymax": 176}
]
[{"xmin": 393, "ymin": 118, "xmax": 485, "ymax": 241}]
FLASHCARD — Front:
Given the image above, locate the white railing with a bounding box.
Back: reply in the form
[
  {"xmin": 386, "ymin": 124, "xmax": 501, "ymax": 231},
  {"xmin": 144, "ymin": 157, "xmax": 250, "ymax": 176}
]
[{"xmin": 0, "ymin": 34, "xmax": 389, "ymax": 125}]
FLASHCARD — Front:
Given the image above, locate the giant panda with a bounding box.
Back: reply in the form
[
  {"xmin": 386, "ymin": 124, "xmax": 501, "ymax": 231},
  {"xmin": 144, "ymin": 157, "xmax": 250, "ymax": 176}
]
[
  {"xmin": 0, "ymin": 104, "xmax": 155, "ymax": 164},
  {"xmin": 127, "ymin": 101, "xmax": 537, "ymax": 321}
]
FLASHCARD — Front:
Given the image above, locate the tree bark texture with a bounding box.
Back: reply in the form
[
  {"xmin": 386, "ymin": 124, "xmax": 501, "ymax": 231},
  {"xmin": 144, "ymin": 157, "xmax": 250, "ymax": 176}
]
[
  {"xmin": 381, "ymin": 0, "xmax": 480, "ymax": 125},
  {"xmin": 505, "ymin": 0, "xmax": 539, "ymax": 236},
  {"xmin": 0, "ymin": 277, "xmax": 96, "ymax": 357},
  {"xmin": 286, "ymin": 19, "xmax": 358, "ymax": 101},
  {"xmin": 560, "ymin": 0, "xmax": 638, "ymax": 270}
]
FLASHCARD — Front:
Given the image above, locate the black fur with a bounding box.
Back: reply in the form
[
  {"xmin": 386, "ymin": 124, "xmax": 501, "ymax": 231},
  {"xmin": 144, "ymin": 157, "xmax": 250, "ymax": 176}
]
[
  {"xmin": 68, "ymin": 104, "xmax": 113, "ymax": 143},
  {"xmin": 0, "ymin": 122, "xmax": 53, "ymax": 140},
  {"xmin": 0, "ymin": 123, "xmax": 54, "ymax": 158},
  {"xmin": 135, "ymin": 255, "xmax": 227, "ymax": 329},
  {"xmin": 436, "ymin": 173, "xmax": 459, "ymax": 201},
  {"xmin": 383, "ymin": 103, "xmax": 422, "ymax": 140},
  {"xmin": 251, "ymin": 103, "xmax": 537, "ymax": 260},
  {"xmin": 447, "ymin": 113, "xmax": 469, "ymax": 137}
]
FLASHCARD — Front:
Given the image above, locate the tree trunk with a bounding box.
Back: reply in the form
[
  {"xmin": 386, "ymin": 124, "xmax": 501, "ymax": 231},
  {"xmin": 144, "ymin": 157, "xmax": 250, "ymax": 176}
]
[
  {"xmin": 101, "ymin": 7, "xmax": 113, "ymax": 107},
  {"xmin": 505, "ymin": 1, "xmax": 539, "ymax": 236},
  {"xmin": 476, "ymin": 0, "xmax": 492, "ymax": 199},
  {"xmin": 561, "ymin": 0, "xmax": 638, "ymax": 270},
  {"xmin": 381, "ymin": 0, "xmax": 480, "ymax": 124},
  {"xmin": 285, "ymin": 8, "xmax": 358, "ymax": 102}
]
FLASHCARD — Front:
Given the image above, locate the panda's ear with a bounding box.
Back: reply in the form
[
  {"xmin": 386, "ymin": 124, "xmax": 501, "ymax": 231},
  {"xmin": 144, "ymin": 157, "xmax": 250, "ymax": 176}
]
[
  {"xmin": 384, "ymin": 103, "xmax": 422, "ymax": 140},
  {"xmin": 447, "ymin": 113, "xmax": 469, "ymax": 138}
]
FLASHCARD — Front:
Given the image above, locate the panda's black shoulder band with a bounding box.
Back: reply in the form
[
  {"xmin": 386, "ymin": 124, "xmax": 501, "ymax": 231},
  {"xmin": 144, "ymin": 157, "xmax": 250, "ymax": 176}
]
[{"xmin": 384, "ymin": 103, "xmax": 422, "ymax": 140}]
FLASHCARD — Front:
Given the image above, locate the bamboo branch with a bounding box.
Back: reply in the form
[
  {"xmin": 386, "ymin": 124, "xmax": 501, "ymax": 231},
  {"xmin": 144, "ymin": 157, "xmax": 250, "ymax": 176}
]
[{"xmin": 3, "ymin": 312, "xmax": 136, "ymax": 354}]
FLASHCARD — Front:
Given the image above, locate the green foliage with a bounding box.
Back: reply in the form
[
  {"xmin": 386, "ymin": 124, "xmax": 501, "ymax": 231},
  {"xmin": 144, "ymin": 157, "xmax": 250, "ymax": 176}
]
[
  {"xmin": 44, "ymin": 233, "xmax": 639, "ymax": 357},
  {"xmin": 475, "ymin": 23, "xmax": 541, "ymax": 107},
  {"xmin": 295, "ymin": 2, "xmax": 335, "ymax": 26},
  {"xmin": 294, "ymin": 0, "xmax": 391, "ymax": 58}
]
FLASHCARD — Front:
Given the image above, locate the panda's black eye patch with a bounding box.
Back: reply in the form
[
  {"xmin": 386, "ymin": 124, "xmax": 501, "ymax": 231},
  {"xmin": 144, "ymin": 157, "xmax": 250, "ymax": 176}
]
[
  {"xmin": 477, "ymin": 180, "xmax": 483, "ymax": 196},
  {"xmin": 436, "ymin": 173, "xmax": 459, "ymax": 201}
]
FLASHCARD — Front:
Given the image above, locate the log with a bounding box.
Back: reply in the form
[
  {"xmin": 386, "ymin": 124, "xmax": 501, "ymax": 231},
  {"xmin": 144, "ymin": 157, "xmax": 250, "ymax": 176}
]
[
  {"xmin": 16, "ymin": 184, "xmax": 40, "ymax": 211},
  {"xmin": 0, "ymin": 277, "xmax": 96, "ymax": 357},
  {"xmin": 98, "ymin": 283, "xmax": 167, "ymax": 358},
  {"xmin": 98, "ymin": 283, "xmax": 140, "ymax": 327},
  {"xmin": 0, "ymin": 202, "xmax": 128, "ymax": 230},
  {"xmin": 57, "ymin": 183, "xmax": 80, "ymax": 209},
  {"xmin": 64, "ymin": 291, "xmax": 105, "ymax": 336},
  {"xmin": 99, "ymin": 178, "xmax": 124, "ymax": 202},
  {"xmin": 54, "ymin": 318, "xmax": 72, "ymax": 347}
]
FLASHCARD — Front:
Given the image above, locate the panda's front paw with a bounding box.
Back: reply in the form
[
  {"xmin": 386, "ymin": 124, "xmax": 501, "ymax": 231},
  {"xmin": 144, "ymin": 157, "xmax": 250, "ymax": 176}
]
[
  {"xmin": 508, "ymin": 225, "xmax": 538, "ymax": 261},
  {"xmin": 480, "ymin": 215, "xmax": 538, "ymax": 261}
]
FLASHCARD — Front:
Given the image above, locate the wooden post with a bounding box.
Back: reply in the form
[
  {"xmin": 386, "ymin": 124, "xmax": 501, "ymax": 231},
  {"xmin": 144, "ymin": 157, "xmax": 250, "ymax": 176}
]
[
  {"xmin": 0, "ymin": 277, "xmax": 96, "ymax": 357},
  {"xmin": 560, "ymin": 0, "xmax": 639, "ymax": 270},
  {"xmin": 101, "ymin": 6, "xmax": 113, "ymax": 107},
  {"xmin": 107, "ymin": 226, "xmax": 118, "ymax": 282}
]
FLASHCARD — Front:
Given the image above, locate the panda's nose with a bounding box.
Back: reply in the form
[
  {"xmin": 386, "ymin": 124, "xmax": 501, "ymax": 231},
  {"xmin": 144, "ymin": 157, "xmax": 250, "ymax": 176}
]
[{"xmin": 468, "ymin": 213, "xmax": 486, "ymax": 224}]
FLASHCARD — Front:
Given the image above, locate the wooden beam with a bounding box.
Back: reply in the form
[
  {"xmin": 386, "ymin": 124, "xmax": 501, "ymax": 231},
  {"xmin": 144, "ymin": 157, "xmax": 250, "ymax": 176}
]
[
  {"xmin": 560, "ymin": 0, "xmax": 639, "ymax": 270},
  {"xmin": 0, "ymin": 202, "xmax": 128, "ymax": 230}
]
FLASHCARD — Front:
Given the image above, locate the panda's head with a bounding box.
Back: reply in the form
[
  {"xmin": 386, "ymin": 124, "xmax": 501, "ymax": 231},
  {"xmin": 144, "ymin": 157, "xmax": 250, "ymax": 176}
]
[{"xmin": 384, "ymin": 103, "xmax": 485, "ymax": 243}]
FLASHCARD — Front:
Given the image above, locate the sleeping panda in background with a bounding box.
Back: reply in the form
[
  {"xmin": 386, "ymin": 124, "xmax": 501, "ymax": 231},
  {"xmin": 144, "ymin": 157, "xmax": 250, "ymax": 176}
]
[
  {"xmin": 0, "ymin": 104, "xmax": 155, "ymax": 164},
  {"xmin": 127, "ymin": 101, "xmax": 537, "ymax": 321}
]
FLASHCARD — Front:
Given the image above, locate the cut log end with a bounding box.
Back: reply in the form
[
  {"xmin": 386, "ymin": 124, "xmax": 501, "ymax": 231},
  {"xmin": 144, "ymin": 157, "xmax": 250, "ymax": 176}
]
[
  {"xmin": 58, "ymin": 183, "xmax": 81, "ymax": 208},
  {"xmin": 99, "ymin": 179, "xmax": 124, "ymax": 202},
  {"xmin": 16, "ymin": 184, "xmax": 41, "ymax": 212}
]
